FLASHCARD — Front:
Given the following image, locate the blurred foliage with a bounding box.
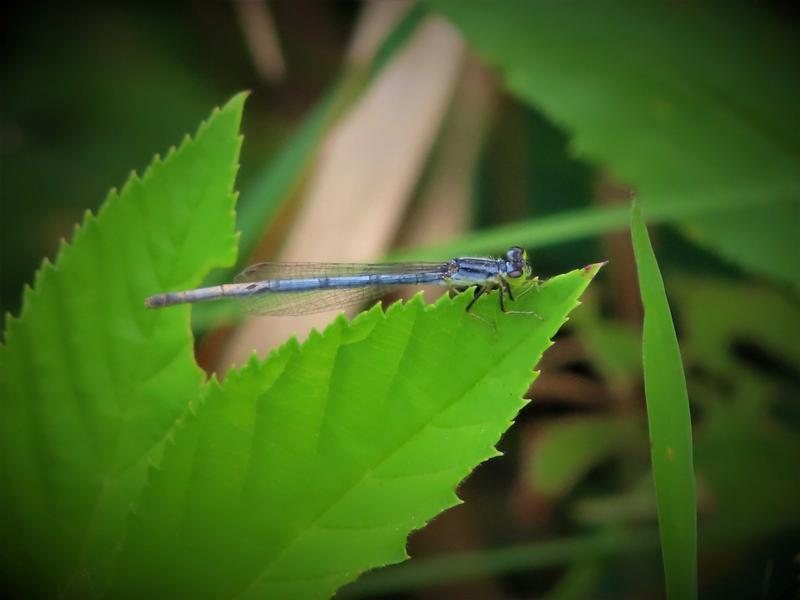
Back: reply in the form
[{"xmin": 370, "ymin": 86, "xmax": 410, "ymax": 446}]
[
  {"xmin": 0, "ymin": 1, "xmax": 352, "ymax": 317},
  {"xmin": 2, "ymin": 4, "xmax": 221, "ymax": 315},
  {"xmin": 2, "ymin": 0, "xmax": 800, "ymax": 598},
  {"xmin": 527, "ymin": 415, "xmax": 645, "ymax": 498},
  {"xmin": 677, "ymin": 278, "xmax": 800, "ymax": 540},
  {"xmin": 433, "ymin": 0, "xmax": 800, "ymax": 288}
]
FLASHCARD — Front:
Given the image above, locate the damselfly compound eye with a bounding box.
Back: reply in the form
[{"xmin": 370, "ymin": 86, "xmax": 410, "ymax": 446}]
[{"xmin": 506, "ymin": 247, "xmax": 523, "ymax": 263}]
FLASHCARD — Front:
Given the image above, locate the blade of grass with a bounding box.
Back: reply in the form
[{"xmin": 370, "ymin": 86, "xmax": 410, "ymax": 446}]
[
  {"xmin": 391, "ymin": 182, "xmax": 799, "ymax": 261},
  {"xmin": 630, "ymin": 201, "xmax": 697, "ymax": 600}
]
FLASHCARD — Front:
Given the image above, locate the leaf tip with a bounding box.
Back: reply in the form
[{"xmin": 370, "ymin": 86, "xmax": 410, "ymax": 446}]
[
  {"xmin": 630, "ymin": 198, "xmax": 644, "ymax": 223},
  {"xmin": 246, "ymin": 351, "xmax": 261, "ymax": 369},
  {"xmin": 407, "ymin": 292, "xmax": 427, "ymax": 309},
  {"xmin": 227, "ymin": 90, "xmax": 251, "ymax": 108},
  {"xmin": 581, "ymin": 261, "xmax": 607, "ymax": 279}
]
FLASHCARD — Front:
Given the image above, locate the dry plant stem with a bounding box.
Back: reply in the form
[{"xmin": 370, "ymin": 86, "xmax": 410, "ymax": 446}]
[
  {"xmin": 347, "ymin": 0, "xmax": 413, "ymax": 67},
  {"xmin": 219, "ymin": 15, "xmax": 466, "ymax": 369},
  {"xmin": 394, "ymin": 56, "xmax": 497, "ymax": 304},
  {"xmin": 397, "ymin": 56, "xmax": 497, "ymax": 247},
  {"xmin": 233, "ymin": 0, "xmax": 286, "ymax": 83}
]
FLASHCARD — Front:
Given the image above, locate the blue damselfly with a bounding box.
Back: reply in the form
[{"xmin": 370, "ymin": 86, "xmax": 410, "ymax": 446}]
[{"xmin": 145, "ymin": 247, "xmax": 535, "ymax": 316}]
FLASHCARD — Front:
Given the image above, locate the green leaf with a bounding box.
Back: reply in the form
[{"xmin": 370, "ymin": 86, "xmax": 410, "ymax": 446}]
[
  {"xmin": 110, "ymin": 265, "xmax": 602, "ymax": 599},
  {"xmin": 0, "ymin": 94, "xmax": 245, "ymax": 594},
  {"xmin": 630, "ymin": 203, "xmax": 696, "ymax": 600},
  {"xmin": 430, "ymin": 0, "xmax": 800, "ymax": 288}
]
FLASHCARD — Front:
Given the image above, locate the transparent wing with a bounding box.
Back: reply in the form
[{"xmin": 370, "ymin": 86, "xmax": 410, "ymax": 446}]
[
  {"xmin": 233, "ymin": 261, "xmax": 449, "ymax": 316},
  {"xmin": 234, "ymin": 261, "xmax": 448, "ymax": 283},
  {"xmin": 237, "ymin": 286, "xmax": 391, "ymax": 316}
]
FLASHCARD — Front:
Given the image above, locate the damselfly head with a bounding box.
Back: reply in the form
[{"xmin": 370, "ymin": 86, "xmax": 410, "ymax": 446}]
[{"xmin": 504, "ymin": 246, "xmax": 531, "ymax": 279}]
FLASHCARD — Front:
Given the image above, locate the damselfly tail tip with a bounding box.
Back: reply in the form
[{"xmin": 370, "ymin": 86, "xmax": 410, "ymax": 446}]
[{"xmin": 144, "ymin": 294, "xmax": 164, "ymax": 309}]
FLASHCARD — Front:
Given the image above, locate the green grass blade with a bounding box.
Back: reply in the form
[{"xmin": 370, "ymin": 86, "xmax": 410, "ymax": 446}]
[
  {"xmin": 630, "ymin": 203, "xmax": 697, "ymax": 599},
  {"xmin": 430, "ymin": 0, "xmax": 800, "ymax": 288},
  {"xmin": 391, "ymin": 183, "xmax": 799, "ymax": 261},
  {"xmin": 0, "ymin": 94, "xmax": 245, "ymax": 595},
  {"xmin": 110, "ymin": 265, "xmax": 602, "ymax": 599}
]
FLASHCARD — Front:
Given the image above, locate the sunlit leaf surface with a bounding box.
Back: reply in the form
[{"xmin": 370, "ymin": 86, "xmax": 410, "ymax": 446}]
[{"xmin": 0, "ymin": 94, "xmax": 245, "ymax": 594}]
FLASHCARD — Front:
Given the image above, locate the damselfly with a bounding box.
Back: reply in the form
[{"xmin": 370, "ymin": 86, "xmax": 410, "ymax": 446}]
[{"xmin": 145, "ymin": 246, "xmax": 536, "ymax": 316}]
